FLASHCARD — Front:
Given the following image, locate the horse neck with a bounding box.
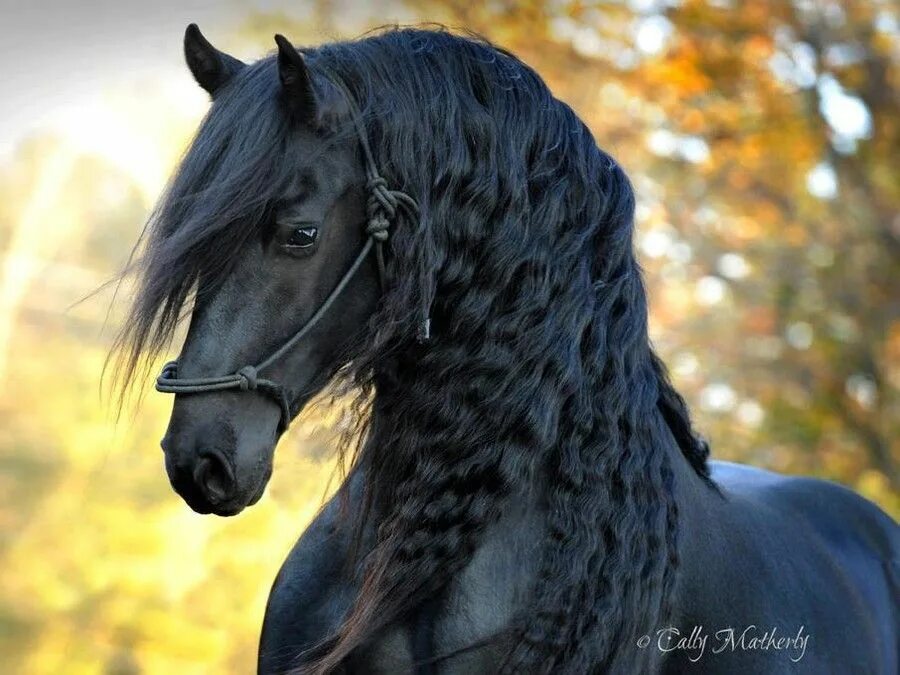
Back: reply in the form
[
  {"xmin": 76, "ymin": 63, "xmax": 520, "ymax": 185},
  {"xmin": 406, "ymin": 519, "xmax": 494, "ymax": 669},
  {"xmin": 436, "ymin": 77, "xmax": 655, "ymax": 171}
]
[
  {"xmin": 357, "ymin": 351, "xmax": 719, "ymax": 673},
  {"xmin": 363, "ymin": 360, "xmax": 714, "ymax": 524}
]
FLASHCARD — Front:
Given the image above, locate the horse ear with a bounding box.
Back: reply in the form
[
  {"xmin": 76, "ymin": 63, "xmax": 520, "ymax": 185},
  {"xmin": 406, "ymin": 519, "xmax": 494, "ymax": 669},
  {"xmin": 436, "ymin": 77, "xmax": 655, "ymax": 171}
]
[
  {"xmin": 184, "ymin": 24, "xmax": 244, "ymax": 96},
  {"xmin": 274, "ymin": 34, "xmax": 317, "ymax": 122}
]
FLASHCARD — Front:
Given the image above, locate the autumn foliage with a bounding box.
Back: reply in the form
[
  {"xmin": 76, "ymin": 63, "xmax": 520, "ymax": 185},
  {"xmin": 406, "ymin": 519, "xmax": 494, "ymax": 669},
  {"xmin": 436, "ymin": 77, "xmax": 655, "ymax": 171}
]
[{"xmin": 0, "ymin": 1, "xmax": 896, "ymax": 672}]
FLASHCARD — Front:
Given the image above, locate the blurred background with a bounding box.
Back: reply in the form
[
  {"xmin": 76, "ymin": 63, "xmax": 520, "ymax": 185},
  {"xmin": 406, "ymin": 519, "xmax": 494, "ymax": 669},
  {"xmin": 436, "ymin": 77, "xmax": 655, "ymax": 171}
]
[{"xmin": 0, "ymin": 0, "xmax": 897, "ymax": 672}]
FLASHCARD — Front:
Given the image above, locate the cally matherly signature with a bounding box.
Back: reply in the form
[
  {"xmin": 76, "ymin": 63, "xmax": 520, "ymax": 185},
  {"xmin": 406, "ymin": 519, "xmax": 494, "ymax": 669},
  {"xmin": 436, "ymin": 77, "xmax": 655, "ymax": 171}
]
[{"xmin": 636, "ymin": 624, "xmax": 810, "ymax": 663}]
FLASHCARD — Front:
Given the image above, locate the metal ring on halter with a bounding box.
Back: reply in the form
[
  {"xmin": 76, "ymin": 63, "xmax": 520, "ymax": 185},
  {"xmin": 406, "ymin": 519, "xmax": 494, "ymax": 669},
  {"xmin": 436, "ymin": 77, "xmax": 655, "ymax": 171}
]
[{"xmin": 155, "ymin": 90, "xmax": 420, "ymax": 432}]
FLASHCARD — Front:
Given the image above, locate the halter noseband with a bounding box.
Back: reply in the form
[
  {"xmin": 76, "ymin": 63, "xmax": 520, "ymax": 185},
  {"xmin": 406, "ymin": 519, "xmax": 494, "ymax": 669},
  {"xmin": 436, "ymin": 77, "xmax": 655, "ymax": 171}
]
[{"xmin": 155, "ymin": 101, "xmax": 419, "ymax": 432}]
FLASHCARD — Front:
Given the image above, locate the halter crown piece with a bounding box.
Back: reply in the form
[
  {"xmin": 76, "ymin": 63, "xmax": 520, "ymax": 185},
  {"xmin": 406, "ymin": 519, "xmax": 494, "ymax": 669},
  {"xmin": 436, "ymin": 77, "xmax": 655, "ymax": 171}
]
[{"xmin": 155, "ymin": 86, "xmax": 420, "ymax": 432}]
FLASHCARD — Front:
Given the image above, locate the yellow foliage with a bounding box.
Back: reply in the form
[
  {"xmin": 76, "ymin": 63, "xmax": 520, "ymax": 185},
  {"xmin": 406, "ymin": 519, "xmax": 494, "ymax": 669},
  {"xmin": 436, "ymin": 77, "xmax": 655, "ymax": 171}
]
[{"xmin": 1, "ymin": 3, "xmax": 897, "ymax": 674}]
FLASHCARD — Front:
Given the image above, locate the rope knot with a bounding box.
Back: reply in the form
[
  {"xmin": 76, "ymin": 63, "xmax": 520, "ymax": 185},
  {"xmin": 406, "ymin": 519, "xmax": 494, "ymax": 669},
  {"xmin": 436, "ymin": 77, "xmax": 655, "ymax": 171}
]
[
  {"xmin": 367, "ymin": 177, "xmax": 398, "ymax": 220},
  {"xmin": 160, "ymin": 361, "xmax": 179, "ymax": 379},
  {"xmin": 366, "ymin": 176, "xmax": 388, "ymax": 192},
  {"xmin": 237, "ymin": 366, "xmax": 258, "ymax": 391},
  {"xmin": 366, "ymin": 213, "xmax": 390, "ymax": 242}
]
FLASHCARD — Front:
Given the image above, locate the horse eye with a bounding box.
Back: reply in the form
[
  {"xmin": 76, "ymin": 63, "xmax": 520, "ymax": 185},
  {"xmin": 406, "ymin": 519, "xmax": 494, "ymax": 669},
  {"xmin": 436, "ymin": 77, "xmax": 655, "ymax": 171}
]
[{"xmin": 286, "ymin": 226, "xmax": 318, "ymax": 248}]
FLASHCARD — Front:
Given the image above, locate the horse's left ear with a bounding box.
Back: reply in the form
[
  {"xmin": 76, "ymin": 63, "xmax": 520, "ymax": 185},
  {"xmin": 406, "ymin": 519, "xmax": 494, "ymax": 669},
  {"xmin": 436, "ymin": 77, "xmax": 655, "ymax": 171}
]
[
  {"xmin": 274, "ymin": 34, "xmax": 317, "ymax": 123},
  {"xmin": 184, "ymin": 24, "xmax": 245, "ymax": 96}
]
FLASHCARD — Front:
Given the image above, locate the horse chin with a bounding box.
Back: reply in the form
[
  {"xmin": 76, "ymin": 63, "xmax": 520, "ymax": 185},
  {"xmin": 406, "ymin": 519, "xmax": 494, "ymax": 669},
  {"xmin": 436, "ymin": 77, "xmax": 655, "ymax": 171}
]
[
  {"xmin": 210, "ymin": 466, "xmax": 272, "ymax": 517},
  {"xmin": 202, "ymin": 484, "xmax": 266, "ymax": 517},
  {"xmin": 207, "ymin": 503, "xmax": 246, "ymax": 517}
]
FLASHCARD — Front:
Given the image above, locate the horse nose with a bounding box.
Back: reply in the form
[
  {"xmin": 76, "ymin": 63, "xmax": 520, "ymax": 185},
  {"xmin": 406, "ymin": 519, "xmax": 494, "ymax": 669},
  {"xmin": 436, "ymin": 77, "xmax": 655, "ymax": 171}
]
[{"xmin": 192, "ymin": 449, "xmax": 236, "ymax": 505}]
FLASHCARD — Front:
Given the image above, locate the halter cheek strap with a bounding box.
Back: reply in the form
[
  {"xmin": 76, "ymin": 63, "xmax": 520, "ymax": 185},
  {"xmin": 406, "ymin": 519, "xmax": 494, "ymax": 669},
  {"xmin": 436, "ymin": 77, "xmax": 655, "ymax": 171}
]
[{"xmin": 155, "ymin": 106, "xmax": 419, "ymax": 432}]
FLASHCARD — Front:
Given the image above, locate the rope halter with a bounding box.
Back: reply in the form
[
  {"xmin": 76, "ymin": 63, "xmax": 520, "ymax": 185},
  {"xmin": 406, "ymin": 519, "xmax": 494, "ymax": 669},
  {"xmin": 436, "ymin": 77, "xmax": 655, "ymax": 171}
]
[{"xmin": 155, "ymin": 94, "xmax": 419, "ymax": 432}]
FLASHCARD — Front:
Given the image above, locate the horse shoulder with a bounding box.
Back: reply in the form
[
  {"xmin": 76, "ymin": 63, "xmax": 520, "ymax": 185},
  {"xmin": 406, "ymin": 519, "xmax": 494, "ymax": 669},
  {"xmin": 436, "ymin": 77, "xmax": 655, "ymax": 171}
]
[
  {"xmin": 258, "ymin": 478, "xmax": 364, "ymax": 674},
  {"xmin": 431, "ymin": 487, "xmax": 546, "ymax": 672}
]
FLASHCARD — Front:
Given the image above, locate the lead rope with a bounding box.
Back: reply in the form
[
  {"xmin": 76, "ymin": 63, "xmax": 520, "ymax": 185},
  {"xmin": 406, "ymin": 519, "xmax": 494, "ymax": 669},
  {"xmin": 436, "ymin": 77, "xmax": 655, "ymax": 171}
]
[{"xmin": 156, "ymin": 91, "xmax": 419, "ymax": 432}]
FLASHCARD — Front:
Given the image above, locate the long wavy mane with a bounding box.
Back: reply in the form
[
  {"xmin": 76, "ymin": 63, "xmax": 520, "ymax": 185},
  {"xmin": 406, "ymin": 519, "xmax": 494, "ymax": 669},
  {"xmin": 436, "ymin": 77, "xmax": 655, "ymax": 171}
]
[{"xmin": 116, "ymin": 26, "xmax": 712, "ymax": 673}]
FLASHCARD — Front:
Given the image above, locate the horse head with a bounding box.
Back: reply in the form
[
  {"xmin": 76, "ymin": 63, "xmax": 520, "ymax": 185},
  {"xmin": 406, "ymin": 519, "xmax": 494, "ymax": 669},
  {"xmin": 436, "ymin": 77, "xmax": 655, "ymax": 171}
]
[{"xmin": 126, "ymin": 26, "xmax": 404, "ymax": 516}]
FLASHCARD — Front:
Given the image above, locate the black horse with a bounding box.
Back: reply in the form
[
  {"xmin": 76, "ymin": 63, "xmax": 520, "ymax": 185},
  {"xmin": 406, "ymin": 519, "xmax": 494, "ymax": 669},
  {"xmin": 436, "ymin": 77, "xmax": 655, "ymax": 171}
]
[{"xmin": 115, "ymin": 25, "xmax": 899, "ymax": 674}]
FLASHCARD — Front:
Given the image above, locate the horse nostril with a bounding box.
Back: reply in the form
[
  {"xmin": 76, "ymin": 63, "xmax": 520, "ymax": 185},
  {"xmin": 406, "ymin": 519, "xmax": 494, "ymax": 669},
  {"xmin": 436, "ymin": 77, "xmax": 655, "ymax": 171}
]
[{"xmin": 193, "ymin": 450, "xmax": 236, "ymax": 505}]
